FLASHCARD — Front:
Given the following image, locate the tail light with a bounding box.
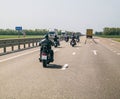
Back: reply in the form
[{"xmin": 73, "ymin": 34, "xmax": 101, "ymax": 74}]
[{"xmin": 42, "ymin": 52, "xmax": 47, "ymax": 56}]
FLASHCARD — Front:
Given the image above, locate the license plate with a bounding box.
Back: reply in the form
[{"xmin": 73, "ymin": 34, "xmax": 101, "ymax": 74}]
[{"xmin": 42, "ymin": 55, "xmax": 47, "ymax": 60}]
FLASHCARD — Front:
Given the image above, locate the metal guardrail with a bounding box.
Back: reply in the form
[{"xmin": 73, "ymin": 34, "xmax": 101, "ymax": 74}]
[{"xmin": 0, "ymin": 38, "xmax": 42, "ymax": 56}]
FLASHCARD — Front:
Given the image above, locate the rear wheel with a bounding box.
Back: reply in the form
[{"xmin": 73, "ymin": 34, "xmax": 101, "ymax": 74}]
[
  {"xmin": 54, "ymin": 43, "xmax": 57, "ymax": 47},
  {"xmin": 43, "ymin": 60, "xmax": 47, "ymax": 67}
]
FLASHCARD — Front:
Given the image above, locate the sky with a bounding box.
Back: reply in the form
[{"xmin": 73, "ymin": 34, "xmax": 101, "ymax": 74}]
[{"xmin": 0, "ymin": 0, "xmax": 120, "ymax": 33}]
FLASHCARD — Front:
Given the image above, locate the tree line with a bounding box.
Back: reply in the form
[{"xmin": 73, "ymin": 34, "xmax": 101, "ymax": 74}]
[
  {"xmin": 0, "ymin": 29, "xmax": 48, "ymax": 35},
  {"xmin": 95, "ymin": 27, "xmax": 120, "ymax": 35},
  {"xmin": 0, "ymin": 29, "xmax": 73, "ymax": 36}
]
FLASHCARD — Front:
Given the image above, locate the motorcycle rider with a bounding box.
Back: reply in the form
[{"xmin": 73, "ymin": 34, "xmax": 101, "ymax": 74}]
[
  {"xmin": 70, "ymin": 33, "xmax": 76, "ymax": 45},
  {"xmin": 53, "ymin": 35, "xmax": 60, "ymax": 46},
  {"xmin": 65, "ymin": 34, "xmax": 69, "ymax": 42},
  {"xmin": 71, "ymin": 33, "xmax": 76, "ymax": 39},
  {"xmin": 39, "ymin": 34, "xmax": 54, "ymax": 62}
]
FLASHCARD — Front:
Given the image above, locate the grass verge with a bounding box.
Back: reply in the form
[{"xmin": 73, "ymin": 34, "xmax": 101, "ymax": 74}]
[
  {"xmin": 96, "ymin": 35, "xmax": 120, "ymax": 42},
  {"xmin": 0, "ymin": 35, "xmax": 43, "ymax": 39}
]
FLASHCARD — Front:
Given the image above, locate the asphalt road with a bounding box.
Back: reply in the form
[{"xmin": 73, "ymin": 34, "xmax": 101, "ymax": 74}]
[{"xmin": 0, "ymin": 36, "xmax": 120, "ymax": 99}]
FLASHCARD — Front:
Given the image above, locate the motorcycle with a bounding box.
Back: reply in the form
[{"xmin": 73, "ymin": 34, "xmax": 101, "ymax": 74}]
[
  {"xmin": 39, "ymin": 45, "xmax": 53, "ymax": 67},
  {"xmin": 54, "ymin": 40, "xmax": 60, "ymax": 47},
  {"xmin": 70, "ymin": 39, "xmax": 76, "ymax": 47},
  {"xmin": 65, "ymin": 36, "xmax": 69, "ymax": 42}
]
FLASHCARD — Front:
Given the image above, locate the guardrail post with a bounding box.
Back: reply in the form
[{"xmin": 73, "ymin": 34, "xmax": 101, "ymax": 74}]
[
  {"xmin": 3, "ymin": 46, "xmax": 6, "ymax": 53},
  {"xmin": 28, "ymin": 43, "xmax": 30, "ymax": 47},
  {"xmin": 12, "ymin": 45, "xmax": 14, "ymax": 51},
  {"xmin": 18, "ymin": 44, "xmax": 20, "ymax": 50},
  {"xmin": 24, "ymin": 44, "xmax": 26, "ymax": 48},
  {"xmin": 36, "ymin": 42, "xmax": 37, "ymax": 46}
]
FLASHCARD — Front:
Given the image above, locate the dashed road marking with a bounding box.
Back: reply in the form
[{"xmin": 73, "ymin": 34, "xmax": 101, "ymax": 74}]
[
  {"xmin": 72, "ymin": 52, "xmax": 76, "ymax": 55},
  {"xmin": 61, "ymin": 64, "xmax": 69, "ymax": 70},
  {"xmin": 92, "ymin": 50, "xmax": 97, "ymax": 55}
]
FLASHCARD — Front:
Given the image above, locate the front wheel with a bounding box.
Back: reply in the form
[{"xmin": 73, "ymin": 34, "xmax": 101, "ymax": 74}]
[
  {"xmin": 43, "ymin": 60, "xmax": 47, "ymax": 67},
  {"xmin": 54, "ymin": 43, "xmax": 57, "ymax": 47},
  {"xmin": 72, "ymin": 44, "xmax": 74, "ymax": 47}
]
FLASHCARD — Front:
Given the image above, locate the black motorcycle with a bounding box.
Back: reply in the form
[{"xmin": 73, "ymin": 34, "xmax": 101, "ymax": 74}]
[
  {"xmin": 70, "ymin": 39, "xmax": 76, "ymax": 47},
  {"xmin": 54, "ymin": 40, "xmax": 60, "ymax": 47},
  {"xmin": 39, "ymin": 44, "xmax": 53, "ymax": 67},
  {"xmin": 65, "ymin": 36, "xmax": 69, "ymax": 42}
]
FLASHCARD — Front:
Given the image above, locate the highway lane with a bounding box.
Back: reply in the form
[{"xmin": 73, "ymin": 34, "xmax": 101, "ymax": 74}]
[{"xmin": 0, "ymin": 36, "xmax": 120, "ymax": 99}]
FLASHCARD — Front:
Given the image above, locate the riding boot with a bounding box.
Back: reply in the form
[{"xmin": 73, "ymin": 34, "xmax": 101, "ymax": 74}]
[{"xmin": 50, "ymin": 50, "xmax": 54, "ymax": 62}]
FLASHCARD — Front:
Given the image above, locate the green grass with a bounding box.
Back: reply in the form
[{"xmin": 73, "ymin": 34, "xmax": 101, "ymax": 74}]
[
  {"xmin": 112, "ymin": 38, "xmax": 120, "ymax": 42},
  {"xmin": 0, "ymin": 35, "xmax": 43, "ymax": 39},
  {"xmin": 97, "ymin": 35, "xmax": 120, "ymax": 38},
  {"xmin": 96, "ymin": 35, "xmax": 120, "ymax": 42}
]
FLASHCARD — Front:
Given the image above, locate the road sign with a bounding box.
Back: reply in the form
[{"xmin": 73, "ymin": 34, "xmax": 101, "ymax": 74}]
[{"xmin": 15, "ymin": 26, "xmax": 22, "ymax": 31}]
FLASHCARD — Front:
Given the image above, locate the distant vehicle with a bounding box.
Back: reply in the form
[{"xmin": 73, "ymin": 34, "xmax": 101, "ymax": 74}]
[
  {"xmin": 86, "ymin": 29, "xmax": 93, "ymax": 38},
  {"xmin": 61, "ymin": 32, "xmax": 66, "ymax": 36},
  {"xmin": 65, "ymin": 36, "xmax": 69, "ymax": 42},
  {"xmin": 60, "ymin": 31, "xmax": 66, "ymax": 39},
  {"xmin": 48, "ymin": 31, "xmax": 57, "ymax": 38}
]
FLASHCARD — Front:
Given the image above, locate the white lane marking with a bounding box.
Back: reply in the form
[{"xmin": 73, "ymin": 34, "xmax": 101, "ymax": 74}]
[
  {"xmin": 117, "ymin": 53, "xmax": 120, "ymax": 55},
  {"xmin": 54, "ymin": 49, "xmax": 59, "ymax": 52},
  {"xmin": 0, "ymin": 49, "xmax": 39, "ymax": 63},
  {"xmin": 113, "ymin": 50, "xmax": 116, "ymax": 53},
  {"xmin": 72, "ymin": 52, "xmax": 76, "ymax": 55},
  {"xmin": 92, "ymin": 50, "xmax": 97, "ymax": 55},
  {"xmin": 61, "ymin": 64, "xmax": 68, "ymax": 70}
]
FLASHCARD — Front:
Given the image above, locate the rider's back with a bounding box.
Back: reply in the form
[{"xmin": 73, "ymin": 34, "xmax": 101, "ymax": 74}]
[{"xmin": 40, "ymin": 39, "xmax": 53, "ymax": 50}]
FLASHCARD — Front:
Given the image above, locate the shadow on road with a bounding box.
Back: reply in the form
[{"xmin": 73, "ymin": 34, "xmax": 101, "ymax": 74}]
[
  {"xmin": 85, "ymin": 38, "xmax": 98, "ymax": 44},
  {"xmin": 46, "ymin": 64, "xmax": 63, "ymax": 69},
  {"xmin": 56, "ymin": 46, "xmax": 64, "ymax": 48}
]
